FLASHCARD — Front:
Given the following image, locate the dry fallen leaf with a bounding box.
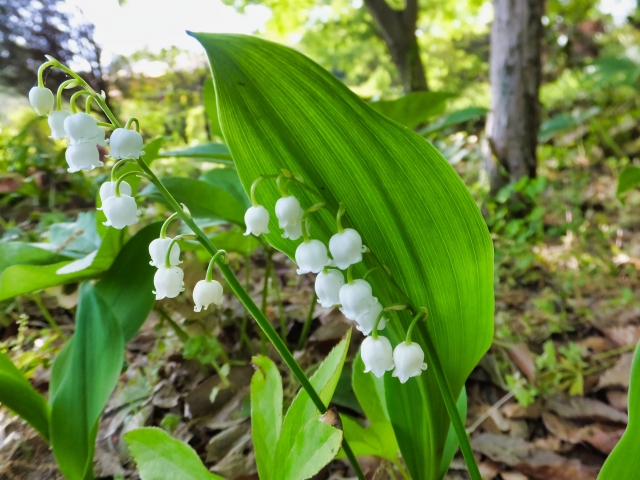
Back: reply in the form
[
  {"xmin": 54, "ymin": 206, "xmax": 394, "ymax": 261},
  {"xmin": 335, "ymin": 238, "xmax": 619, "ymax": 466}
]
[
  {"xmin": 597, "ymin": 353, "xmax": 633, "ymax": 390},
  {"xmin": 546, "ymin": 394, "xmax": 628, "ymax": 424}
]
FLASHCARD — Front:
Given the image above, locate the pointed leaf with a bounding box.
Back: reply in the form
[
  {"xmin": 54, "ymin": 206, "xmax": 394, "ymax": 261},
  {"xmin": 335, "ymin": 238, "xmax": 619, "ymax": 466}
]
[{"xmin": 192, "ymin": 33, "xmax": 493, "ymax": 479}]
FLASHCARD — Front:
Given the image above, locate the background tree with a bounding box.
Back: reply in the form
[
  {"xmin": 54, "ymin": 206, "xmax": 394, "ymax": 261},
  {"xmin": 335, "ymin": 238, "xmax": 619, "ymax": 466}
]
[
  {"xmin": 484, "ymin": 0, "xmax": 544, "ymax": 193},
  {"xmin": 0, "ymin": 0, "xmax": 106, "ymax": 98}
]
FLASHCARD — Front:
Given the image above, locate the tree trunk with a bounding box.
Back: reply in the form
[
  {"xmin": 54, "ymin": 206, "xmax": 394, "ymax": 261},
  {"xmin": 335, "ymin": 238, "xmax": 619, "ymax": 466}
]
[
  {"xmin": 485, "ymin": 0, "xmax": 544, "ymax": 193},
  {"xmin": 363, "ymin": 0, "xmax": 428, "ymax": 93}
]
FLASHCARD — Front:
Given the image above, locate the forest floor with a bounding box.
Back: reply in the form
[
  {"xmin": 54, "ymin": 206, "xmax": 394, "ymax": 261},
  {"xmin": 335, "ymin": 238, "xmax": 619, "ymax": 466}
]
[{"xmin": 1, "ymin": 137, "xmax": 639, "ymax": 480}]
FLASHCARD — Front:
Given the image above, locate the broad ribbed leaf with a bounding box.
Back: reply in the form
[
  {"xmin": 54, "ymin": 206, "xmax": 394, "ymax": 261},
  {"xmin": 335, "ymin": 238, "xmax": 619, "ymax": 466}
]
[
  {"xmin": 369, "ymin": 91, "xmax": 454, "ymax": 129},
  {"xmin": 125, "ymin": 428, "xmax": 225, "ymax": 480},
  {"xmin": 599, "ymin": 343, "xmax": 640, "ymax": 479},
  {"xmin": 192, "ymin": 33, "xmax": 493, "ymax": 479},
  {"xmin": 0, "ymin": 350, "xmax": 50, "ymax": 440},
  {"xmin": 50, "ymin": 283, "xmax": 124, "ymax": 480},
  {"xmin": 617, "ymin": 165, "xmax": 640, "ymax": 199}
]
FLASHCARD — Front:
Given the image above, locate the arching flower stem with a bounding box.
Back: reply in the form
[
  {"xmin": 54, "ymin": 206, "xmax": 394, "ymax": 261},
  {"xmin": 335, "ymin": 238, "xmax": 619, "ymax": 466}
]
[
  {"xmin": 69, "ymin": 90, "xmax": 91, "ymax": 113},
  {"xmin": 372, "ymin": 304, "xmax": 407, "ymax": 339},
  {"xmin": 159, "ymin": 212, "xmax": 180, "ymax": 239},
  {"xmin": 36, "ymin": 60, "xmax": 56, "ymax": 88},
  {"xmin": 205, "ymin": 250, "xmax": 228, "ymax": 282},
  {"xmin": 346, "ymin": 264, "xmax": 354, "ymax": 284},
  {"xmin": 110, "ymin": 158, "xmax": 135, "ymax": 182},
  {"xmin": 276, "ymin": 174, "xmax": 289, "ymax": 197},
  {"xmin": 336, "ymin": 202, "xmax": 346, "ymax": 233},
  {"xmin": 125, "ymin": 117, "xmax": 140, "ymax": 132},
  {"xmin": 164, "ymin": 234, "xmax": 197, "ymax": 268},
  {"xmin": 56, "ymin": 79, "xmax": 77, "ymax": 110},
  {"xmin": 114, "ymin": 171, "xmax": 152, "ymax": 196},
  {"xmin": 363, "ymin": 266, "xmax": 380, "ymax": 280},
  {"xmin": 405, "ymin": 307, "xmax": 428, "ymax": 345}
]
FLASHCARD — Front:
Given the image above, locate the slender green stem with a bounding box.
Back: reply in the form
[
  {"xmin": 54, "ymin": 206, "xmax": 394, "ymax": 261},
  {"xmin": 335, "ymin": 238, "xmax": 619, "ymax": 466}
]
[
  {"xmin": 276, "ymin": 174, "xmax": 289, "ymax": 196},
  {"xmin": 164, "ymin": 234, "xmax": 195, "ymax": 268},
  {"xmin": 206, "ymin": 250, "xmax": 227, "ymax": 282},
  {"xmin": 56, "ymin": 79, "xmax": 77, "ymax": 110},
  {"xmin": 125, "ymin": 117, "xmax": 140, "ymax": 132},
  {"xmin": 250, "ymin": 176, "xmax": 266, "ymax": 206},
  {"xmin": 363, "ymin": 267, "xmax": 379, "ymax": 280},
  {"xmin": 405, "ymin": 308, "xmax": 427, "ymax": 345},
  {"xmin": 31, "ymin": 294, "xmax": 68, "ymax": 341},
  {"xmin": 371, "ymin": 308, "xmax": 386, "ymax": 340},
  {"xmin": 37, "ymin": 61, "xmax": 56, "ymax": 88},
  {"xmin": 85, "ymin": 95, "xmax": 93, "ymax": 114},
  {"xmin": 110, "ymin": 158, "xmax": 134, "ymax": 182},
  {"xmin": 69, "ymin": 90, "xmax": 90, "ymax": 113},
  {"xmin": 97, "ymin": 121, "xmax": 116, "ymax": 129},
  {"xmin": 346, "ymin": 264, "xmax": 354, "ymax": 284},
  {"xmin": 115, "ymin": 171, "xmax": 151, "ymax": 196},
  {"xmin": 297, "ymin": 292, "xmax": 317, "ymax": 350},
  {"xmin": 134, "ymin": 157, "xmax": 366, "ymax": 480},
  {"xmin": 260, "ymin": 249, "xmax": 272, "ymax": 352},
  {"xmin": 336, "ymin": 202, "xmax": 346, "ymax": 233}
]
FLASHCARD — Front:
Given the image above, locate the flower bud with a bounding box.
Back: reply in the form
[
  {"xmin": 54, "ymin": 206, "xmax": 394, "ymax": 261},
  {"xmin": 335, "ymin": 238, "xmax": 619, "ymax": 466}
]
[
  {"xmin": 392, "ymin": 341, "xmax": 428, "ymax": 383},
  {"xmin": 361, "ymin": 336, "xmax": 394, "ymax": 378},
  {"xmin": 29, "ymin": 87, "xmax": 54, "ymax": 116},
  {"xmin": 148, "ymin": 237, "xmax": 181, "ymax": 267},
  {"xmin": 64, "ymin": 112, "xmax": 102, "ymax": 145},
  {"xmin": 99, "ymin": 181, "xmax": 132, "ymax": 204},
  {"xmin": 339, "ymin": 279, "xmax": 377, "ymax": 320},
  {"xmin": 329, "ymin": 228, "xmax": 365, "ymax": 269},
  {"xmin": 102, "ymin": 195, "xmax": 140, "ymax": 229},
  {"xmin": 109, "ymin": 128, "xmax": 144, "ymax": 159},
  {"xmin": 275, "ymin": 196, "xmax": 303, "ymax": 228},
  {"xmin": 244, "ymin": 205, "xmax": 270, "ymax": 236},
  {"xmin": 295, "ymin": 239, "xmax": 329, "ymax": 274},
  {"xmin": 315, "ymin": 269, "xmax": 345, "ymax": 308},
  {"xmin": 355, "ymin": 302, "xmax": 387, "ymax": 335},
  {"xmin": 153, "ymin": 266, "xmax": 185, "ymax": 300},
  {"xmin": 282, "ymin": 219, "xmax": 303, "ymax": 240},
  {"xmin": 193, "ymin": 279, "xmax": 224, "ymax": 312},
  {"xmin": 65, "ymin": 142, "xmax": 103, "ymax": 173},
  {"xmin": 48, "ymin": 110, "xmax": 71, "ymax": 139}
]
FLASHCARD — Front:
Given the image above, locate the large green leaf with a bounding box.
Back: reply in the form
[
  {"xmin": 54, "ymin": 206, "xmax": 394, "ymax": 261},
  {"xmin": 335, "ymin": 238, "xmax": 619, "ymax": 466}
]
[
  {"xmin": 0, "ymin": 228, "xmax": 121, "ymax": 301},
  {"xmin": 369, "ymin": 91, "xmax": 455, "ymax": 129},
  {"xmin": 50, "ymin": 283, "xmax": 124, "ymax": 480},
  {"xmin": 94, "ymin": 222, "xmax": 161, "ymax": 342},
  {"xmin": 274, "ymin": 331, "xmax": 350, "ymax": 480},
  {"xmin": 0, "ymin": 243, "xmax": 71, "ymax": 273},
  {"xmin": 200, "ymin": 168, "xmax": 250, "ymax": 209},
  {"xmin": 125, "ymin": 428, "xmax": 225, "ymax": 480},
  {"xmin": 338, "ymin": 351, "xmax": 398, "ymax": 461},
  {"xmin": 141, "ymin": 177, "xmax": 244, "ymax": 225},
  {"xmin": 599, "ymin": 343, "xmax": 640, "ymax": 479},
  {"xmin": 0, "ymin": 350, "xmax": 50, "ymax": 440},
  {"xmin": 203, "ymin": 77, "xmax": 224, "ymax": 138},
  {"xmin": 159, "ymin": 144, "xmax": 233, "ymax": 164},
  {"xmin": 250, "ymin": 355, "xmax": 283, "ymax": 480},
  {"xmin": 192, "ymin": 33, "xmax": 494, "ymax": 479}
]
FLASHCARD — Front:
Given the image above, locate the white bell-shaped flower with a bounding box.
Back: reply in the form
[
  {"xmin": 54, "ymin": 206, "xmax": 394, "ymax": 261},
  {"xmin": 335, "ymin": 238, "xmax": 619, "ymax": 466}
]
[
  {"xmin": 193, "ymin": 279, "xmax": 224, "ymax": 312},
  {"xmin": 148, "ymin": 237, "xmax": 181, "ymax": 267},
  {"xmin": 48, "ymin": 110, "xmax": 71, "ymax": 139},
  {"xmin": 29, "ymin": 87, "xmax": 54, "ymax": 116},
  {"xmin": 295, "ymin": 239, "xmax": 329, "ymax": 274},
  {"xmin": 153, "ymin": 266, "xmax": 185, "ymax": 300},
  {"xmin": 65, "ymin": 142, "xmax": 103, "ymax": 173},
  {"xmin": 64, "ymin": 112, "xmax": 102, "ymax": 145},
  {"xmin": 361, "ymin": 336, "xmax": 395, "ymax": 378},
  {"xmin": 99, "ymin": 181, "xmax": 132, "ymax": 204},
  {"xmin": 275, "ymin": 196, "xmax": 303, "ymax": 228},
  {"xmin": 329, "ymin": 228, "xmax": 366, "ymax": 269},
  {"xmin": 109, "ymin": 128, "xmax": 144, "ymax": 159},
  {"xmin": 102, "ymin": 195, "xmax": 140, "ymax": 229},
  {"xmin": 339, "ymin": 279, "xmax": 377, "ymax": 320},
  {"xmin": 392, "ymin": 341, "xmax": 428, "ymax": 383},
  {"xmin": 92, "ymin": 128, "xmax": 108, "ymax": 147},
  {"xmin": 244, "ymin": 205, "xmax": 270, "ymax": 236},
  {"xmin": 315, "ymin": 269, "xmax": 345, "ymax": 308},
  {"xmin": 355, "ymin": 302, "xmax": 387, "ymax": 335},
  {"xmin": 282, "ymin": 219, "xmax": 303, "ymax": 240}
]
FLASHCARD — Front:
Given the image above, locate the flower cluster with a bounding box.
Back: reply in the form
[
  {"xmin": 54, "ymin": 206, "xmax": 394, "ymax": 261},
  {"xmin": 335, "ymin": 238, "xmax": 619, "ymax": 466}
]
[
  {"xmin": 243, "ymin": 173, "xmax": 428, "ymax": 383},
  {"xmin": 30, "ymin": 66, "xmax": 226, "ymax": 315}
]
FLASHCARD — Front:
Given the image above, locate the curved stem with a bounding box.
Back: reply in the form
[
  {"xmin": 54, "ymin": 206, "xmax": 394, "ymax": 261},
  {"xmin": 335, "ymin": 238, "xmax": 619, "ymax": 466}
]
[
  {"xmin": 37, "ymin": 61, "xmax": 56, "ymax": 88},
  {"xmin": 297, "ymin": 292, "xmax": 317, "ymax": 350},
  {"xmin": 125, "ymin": 117, "xmax": 140, "ymax": 132},
  {"xmin": 160, "ymin": 212, "xmax": 180, "ymax": 238},
  {"xmin": 276, "ymin": 174, "xmax": 289, "ymax": 197},
  {"xmin": 110, "ymin": 158, "xmax": 134, "ymax": 182},
  {"xmin": 69, "ymin": 90, "xmax": 90, "ymax": 113},
  {"xmin": 250, "ymin": 176, "xmax": 265, "ymax": 207},
  {"xmin": 371, "ymin": 309, "xmax": 386, "ymax": 340},
  {"xmin": 336, "ymin": 202, "xmax": 346, "ymax": 233},
  {"xmin": 363, "ymin": 267, "xmax": 379, "ymax": 280},
  {"xmin": 85, "ymin": 95, "xmax": 93, "ymax": 114},
  {"xmin": 346, "ymin": 264, "xmax": 354, "ymax": 284},
  {"xmin": 56, "ymin": 79, "xmax": 77, "ymax": 110},
  {"xmin": 134, "ymin": 157, "xmax": 366, "ymax": 480},
  {"xmin": 164, "ymin": 234, "xmax": 195, "ymax": 268},
  {"xmin": 205, "ymin": 250, "xmax": 228, "ymax": 281},
  {"xmin": 405, "ymin": 308, "xmax": 427, "ymax": 345},
  {"xmin": 115, "ymin": 171, "xmax": 151, "ymax": 196}
]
